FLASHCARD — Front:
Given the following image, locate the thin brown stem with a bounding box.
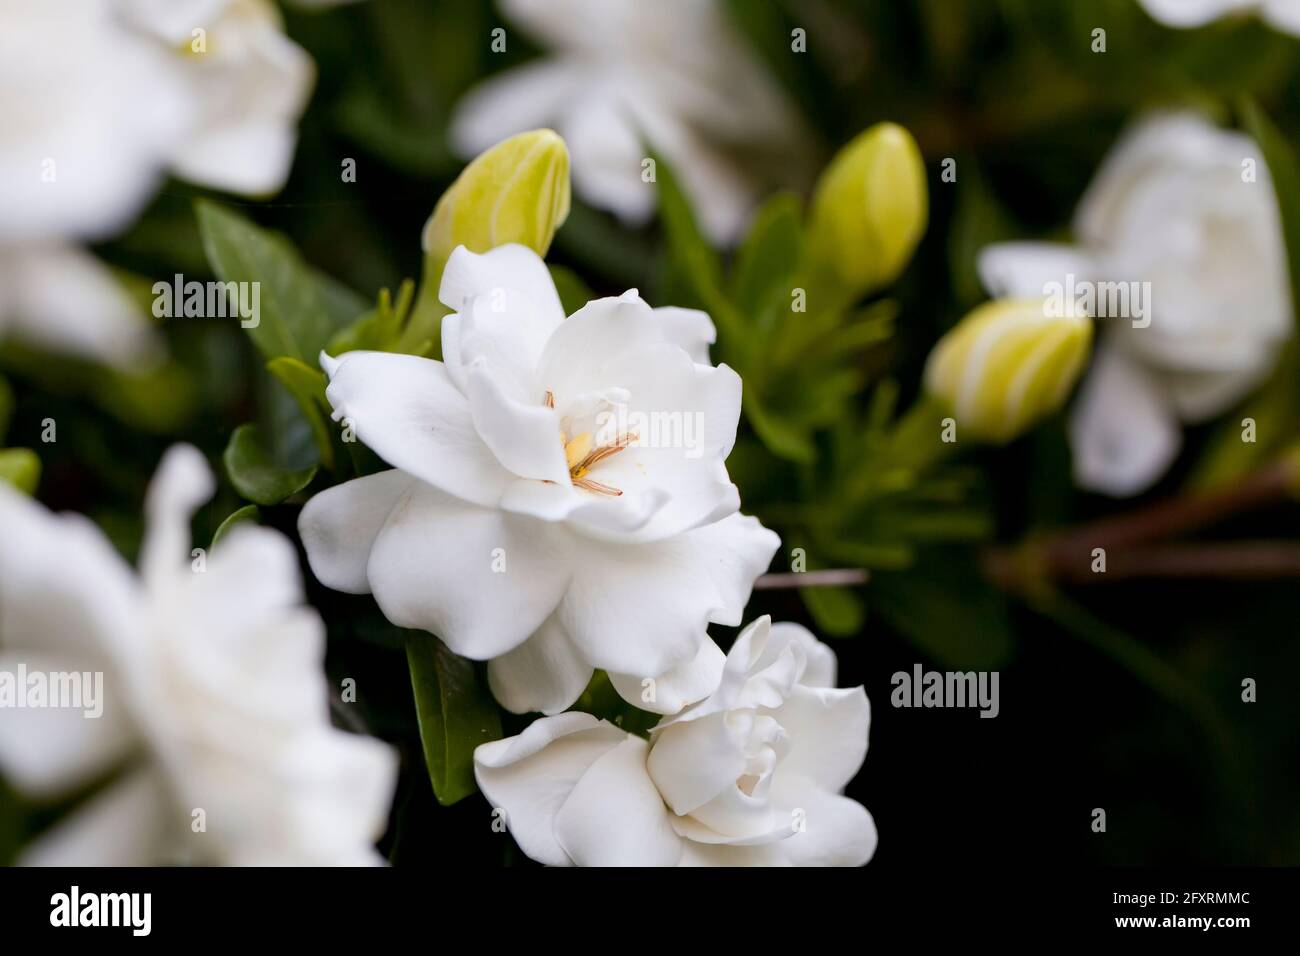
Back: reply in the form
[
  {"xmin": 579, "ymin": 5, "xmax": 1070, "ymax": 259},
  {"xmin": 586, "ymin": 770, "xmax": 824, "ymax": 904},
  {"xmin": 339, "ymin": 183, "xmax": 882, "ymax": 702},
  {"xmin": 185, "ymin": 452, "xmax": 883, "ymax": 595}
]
[{"xmin": 754, "ymin": 569, "xmax": 870, "ymax": 590}]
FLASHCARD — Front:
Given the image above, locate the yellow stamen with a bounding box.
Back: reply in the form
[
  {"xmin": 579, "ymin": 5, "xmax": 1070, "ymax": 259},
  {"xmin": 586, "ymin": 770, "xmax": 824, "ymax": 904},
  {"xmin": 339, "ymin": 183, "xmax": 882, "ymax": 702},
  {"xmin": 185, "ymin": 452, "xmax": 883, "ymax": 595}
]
[{"xmin": 564, "ymin": 432, "xmax": 594, "ymax": 473}]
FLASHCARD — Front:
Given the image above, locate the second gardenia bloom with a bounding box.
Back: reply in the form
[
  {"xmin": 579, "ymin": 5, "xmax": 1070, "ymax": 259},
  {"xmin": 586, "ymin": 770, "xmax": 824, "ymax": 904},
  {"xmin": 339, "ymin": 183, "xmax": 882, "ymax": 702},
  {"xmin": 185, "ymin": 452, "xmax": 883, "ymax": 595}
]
[
  {"xmin": 475, "ymin": 618, "xmax": 876, "ymax": 866},
  {"xmin": 299, "ymin": 244, "xmax": 779, "ymax": 716}
]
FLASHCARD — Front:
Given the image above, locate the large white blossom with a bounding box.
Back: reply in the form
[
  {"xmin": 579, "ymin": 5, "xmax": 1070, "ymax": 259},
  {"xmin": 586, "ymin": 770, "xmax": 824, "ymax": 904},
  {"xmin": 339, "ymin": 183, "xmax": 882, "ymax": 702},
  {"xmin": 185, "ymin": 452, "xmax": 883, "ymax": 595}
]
[
  {"xmin": 979, "ymin": 112, "xmax": 1291, "ymax": 496},
  {"xmin": 299, "ymin": 243, "xmax": 779, "ymax": 716},
  {"xmin": 0, "ymin": 445, "xmax": 397, "ymax": 865},
  {"xmin": 475, "ymin": 617, "xmax": 876, "ymax": 866},
  {"xmin": 450, "ymin": 0, "xmax": 808, "ymax": 243},
  {"xmin": 1138, "ymin": 0, "xmax": 1300, "ymax": 35},
  {"xmin": 0, "ymin": 0, "xmax": 313, "ymax": 367}
]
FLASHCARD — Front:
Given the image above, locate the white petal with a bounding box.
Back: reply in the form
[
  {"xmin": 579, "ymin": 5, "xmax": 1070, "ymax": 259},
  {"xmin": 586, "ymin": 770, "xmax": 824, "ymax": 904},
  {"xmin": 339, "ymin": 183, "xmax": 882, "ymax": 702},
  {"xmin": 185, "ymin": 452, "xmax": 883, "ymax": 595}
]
[
  {"xmin": 774, "ymin": 685, "xmax": 870, "ymax": 793},
  {"xmin": 21, "ymin": 767, "xmax": 171, "ymax": 866},
  {"xmin": 577, "ymin": 343, "xmax": 743, "ymax": 541},
  {"xmin": 770, "ymin": 622, "xmax": 838, "ymax": 688},
  {"xmin": 166, "ymin": 7, "xmax": 314, "ymax": 196},
  {"xmin": 535, "ymin": 293, "xmax": 667, "ymax": 404},
  {"xmin": 474, "ymin": 712, "xmax": 626, "ymax": 867},
  {"xmin": 557, "ymin": 537, "xmax": 719, "ymax": 677},
  {"xmin": 0, "ymin": 651, "xmax": 135, "ymax": 798},
  {"xmin": 298, "ymin": 470, "xmax": 416, "ymax": 594},
  {"xmin": 977, "ymin": 242, "xmax": 1094, "ymax": 300},
  {"xmin": 646, "ymin": 711, "xmax": 748, "ymax": 816},
  {"xmin": 139, "ymin": 444, "xmax": 214, "ymax": 588},
  {"xmin": 1137, "ymin": 0, "xmax": 1251, "ymax": 29},
  {"xmin": 609, "ymin": 638, "xmax": 725, "ymax": 716},
  {"xmin": 367, "ymin": 483, "xmax": 574, "ymax": 659},
  {"xmin": 449, "ymin": 60, "xmax": 585, "ymax": 158},
  {"xmin": 653, "ymin": 306, "xmax": 716, "ymax": 366},
  {"xmin": 465, "ymin": 363, "xmax": 570, "ymax": 483},
  {"xmin": 0, "ymin": 483, "xmax": 141, "ymax": 663},
  {"xmin": 0, "ymin": 245, "xmax": 161, "ymax": 369},
  {"xmin": 1264, "ymin": 0, "xmax": 1300, "ymax": 36},
  {"xmin": 437, "ymin": 244, "xmax": 565, "ymax": 327},
  {"xmin": 1069, "ymin": 340, "xmax": 1181, "ymax": 496},
  {"xmin": 770, "ymin": 780, "xmax": 877, "ymax": 867},
  {"xmin": 1159, "ymin": 363, "xmax": 1271, "ymax": 423},
  {"xmin": 554, "ymin": 736, "xmax": 684, "ymax": 866},
  {"xmin": 679, "ymin": 513, "xmax": 780, "ymax": 626},
  {"xmin": 487, "ymin": 616, "xmax": 593, "ymax": 715},
  {"xmin": 323, "ymin": 350, "xmax": 512, "ymax": 507},
  {"xmin": 559, "ymin": 88, "xmax": 656, "ymax": 225}
]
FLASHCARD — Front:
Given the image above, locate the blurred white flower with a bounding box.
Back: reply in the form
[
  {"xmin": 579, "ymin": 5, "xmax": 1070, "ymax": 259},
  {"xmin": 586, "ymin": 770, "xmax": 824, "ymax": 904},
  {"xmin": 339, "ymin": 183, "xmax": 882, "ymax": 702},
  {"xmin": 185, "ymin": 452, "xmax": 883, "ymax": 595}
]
[
  {"xmin": 980, "ymin": 112, "xmax": 1291, "ymax": 496},
  {"xmin": 450, "ymin": 0, "xmax": 808, "ymax": 243},
  {"xmin": 475, "ymin": 617, "xmax": 876, "ymax": 866},
  {"xmin": 0, "ymin": 445, "xmax": 397, "ymax": 865},
  {"xmin": 1138, "ymin": 0, "xmax": 1300, "ymax": 36},
  {"xmin": 118, "ymin": 0, "xmax": 316, "ymax": 196},
  {"xmin": 0, "ymin": 0, "xmax": 314, "ymax": 367},
  {"xmin": 299, "ymin": 243, "xmax": 778, "ymax": 717}
]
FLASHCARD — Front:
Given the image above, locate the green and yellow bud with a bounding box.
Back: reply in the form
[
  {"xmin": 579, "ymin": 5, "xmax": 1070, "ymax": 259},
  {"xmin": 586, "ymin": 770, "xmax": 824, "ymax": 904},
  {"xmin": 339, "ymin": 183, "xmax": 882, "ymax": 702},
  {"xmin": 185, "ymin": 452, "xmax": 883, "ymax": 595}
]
[
  {"xmin": 422, "ymin": 128, "xmax": 571, "ymax": 267},
  {"xmin": 924, "ymin": 298, "xmax": 1093, "ymax": 444},
  {"xmin": 806, "ymin": 122, "xmax": 927, "ymax": 298}
]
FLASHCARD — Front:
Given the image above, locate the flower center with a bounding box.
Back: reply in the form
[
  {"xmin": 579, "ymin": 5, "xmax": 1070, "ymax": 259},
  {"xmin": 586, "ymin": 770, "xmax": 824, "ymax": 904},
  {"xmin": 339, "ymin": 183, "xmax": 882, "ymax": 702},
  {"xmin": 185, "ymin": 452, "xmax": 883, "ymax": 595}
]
[{"xmin": 547, "ymin": 389, "xmax": 636, "ymax": 496}]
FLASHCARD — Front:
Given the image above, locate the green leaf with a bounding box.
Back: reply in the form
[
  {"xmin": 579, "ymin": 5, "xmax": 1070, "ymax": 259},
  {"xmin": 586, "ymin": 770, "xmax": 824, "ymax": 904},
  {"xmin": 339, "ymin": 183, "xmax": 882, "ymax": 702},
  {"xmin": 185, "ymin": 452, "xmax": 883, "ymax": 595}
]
[
  {"xmin": 801, "ymin": 585, "xmax": 865, "ymax": 637},
  {"xmin": 211, "ymin": 505, "xmax": 261, "ymax": 550},
  {"xmin": 743, "ymin": 391, "xmax": 815, "ymax": 463},
  {"xmin": 267, "ymin": 357, "xmax": 334, "ymax": 470},
  {"xmin": 407, "ymin": 635, "xmax": 502, "ymax": 806},
  {"xmin": 195, "ymin": 200, "xmax": 367, "ymax": 363},
  {"xmin": 223, "ymin": 423, "xmax": 317, "ymax": 505},
  {"xmin": 0, "ymin": 448, "xmax": 40, "ymax": 495},
  {"xmin": 731, "ymin": 192, "xmax": 803, "ymax": 320},
  {"xmin": 1241, "ymin": 98, "xmax": 1300, "ymax": 335}
]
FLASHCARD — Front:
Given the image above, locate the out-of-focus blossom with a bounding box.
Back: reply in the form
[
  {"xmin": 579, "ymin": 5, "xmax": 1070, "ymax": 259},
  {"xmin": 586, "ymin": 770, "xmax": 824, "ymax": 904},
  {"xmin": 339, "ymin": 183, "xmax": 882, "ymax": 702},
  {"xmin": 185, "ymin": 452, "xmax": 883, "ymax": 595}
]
[
  {"xmin": 924, "ymin": 298, "xmax": 1093, "ymax": 445},
  {"xmin": 299, "ymin": 244, "xmax": 778, "ymax": 717},
  {"xmin": 475, "ymin": 617, "xmax": 876, "ymax": 866},
  {"xmin": 0, "ymin": 0, "xmax": 314, "ymax": 367},
  {"xmin": 118, "ymin": 0, "xmax": 315, "ymax": 196},
  {"xmin": 1138, "ymin": 0, "xmax": 1300, "ymax": 36},
  {"xmin": 0, "ymin": 445, "xmax": 397, "ymax": 865},
  {"xmin": 450, "ymin": 0, "xmax": 809, "ymax": 243},
  {"xmin": 980, "ymin": 112, "xmax": 1291, "ymax": 494},
  {"xmin": 807, "ymin": 123, "xmax": 928, "ymax": 300}
]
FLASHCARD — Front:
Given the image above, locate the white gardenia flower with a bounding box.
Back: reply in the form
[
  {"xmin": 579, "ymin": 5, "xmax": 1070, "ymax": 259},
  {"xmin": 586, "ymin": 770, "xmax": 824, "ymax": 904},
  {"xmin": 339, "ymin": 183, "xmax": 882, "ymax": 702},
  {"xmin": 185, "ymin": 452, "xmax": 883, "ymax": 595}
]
[
  {"xmin": 0, "ymin": 445, "xmax": 397, "ymax": 865},
  {"xmin": 475, "ymin": 617, "xmax": 876, "ymax": 866},
  {"xmin": 979, "ymin": 112, "xmax": 1291, "ymax": 496},
  {"xmin": 1138, "ymin": 0, "xmax": 1300, "ymax": 36},
  {"xmin": 0, "ymin": 0, "xmax": 313, "ymax": 368},
  {"xmin": 450, "ymin": 0, "xmax": 808, "ymax": 243},
  {"xmin": 117, "ymin": 0, "xmax": 316, "ymax": 196},
  {"xmin": 299, "ymin": 243, "xmax": 779, "ymax": 717}
]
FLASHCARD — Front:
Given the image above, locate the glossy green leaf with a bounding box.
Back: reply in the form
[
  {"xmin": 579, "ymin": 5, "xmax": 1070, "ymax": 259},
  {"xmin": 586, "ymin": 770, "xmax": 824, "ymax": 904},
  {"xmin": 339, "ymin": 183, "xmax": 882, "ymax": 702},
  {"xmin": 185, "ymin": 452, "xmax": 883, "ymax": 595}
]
[
  {"xmin": 223, "ymin": 423, "xmax": 317, "ymax": 505},
  {"xmin": 407, "ymin": 636, "xmax": 502, "ymax": 806},
  {"xmin": 196, "ymin": 200, "xmax": 367, "ymax": 363},
  {"xmin": 267, "ymin": 357, "xmax": 334, "ymax": 470}
]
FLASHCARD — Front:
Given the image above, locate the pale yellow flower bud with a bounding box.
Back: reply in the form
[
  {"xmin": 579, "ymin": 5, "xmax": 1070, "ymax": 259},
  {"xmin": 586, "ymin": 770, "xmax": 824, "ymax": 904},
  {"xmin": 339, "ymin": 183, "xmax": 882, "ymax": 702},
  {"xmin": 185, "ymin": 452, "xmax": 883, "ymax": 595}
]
[
  {"xmin": 422, "ymin": 129, "xmax": 571, "ymax": 268},
  {"xmin": 924, "ymin": 298, "xmax": 1093, "ymax": 444},
  {"xmin": 807, "ymin": 122, "xmax": 927, "ymax": 298}
]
